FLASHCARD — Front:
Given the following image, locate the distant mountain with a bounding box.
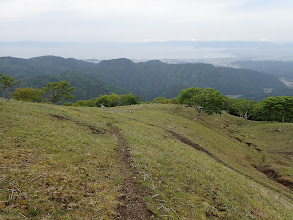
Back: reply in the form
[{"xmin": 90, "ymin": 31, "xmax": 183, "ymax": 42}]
[
  {"xmin": 92, "ymin": 58, "xmax": 289, "ymax": 100},
  {"xmin": 0, "ymin": 56, "xmax": 97, "ymax": 78},
  {"xmin": 1, "ymin": 56, "xmax": 291, "ymax": 101},
  {"xmin": 233, "ymin": 60, "xmax": 293, "ymax": 80}
]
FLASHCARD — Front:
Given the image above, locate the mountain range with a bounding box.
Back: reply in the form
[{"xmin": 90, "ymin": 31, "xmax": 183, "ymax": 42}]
[{"xmin": 0, "ymin": 55, "xmax": 292, "ymax": 101}]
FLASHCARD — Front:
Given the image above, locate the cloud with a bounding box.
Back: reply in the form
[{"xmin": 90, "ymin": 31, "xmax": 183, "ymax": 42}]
[
  {"xmin": 0, "ymin": 0, "xmax": 253, "ymax": 21},
  {"xmin": 0, "ymin": 0, "xmax": 59, "ymax": 20},
  {"xmin": 0, "ymin": 0, "xmax": 293, "ymax": 42},
  {"xmin": 1, "ymin": 0, "xmax": 291, "ymax": 22}
]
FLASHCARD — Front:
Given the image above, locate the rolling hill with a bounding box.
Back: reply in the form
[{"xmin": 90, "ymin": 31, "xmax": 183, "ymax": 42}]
[
  {"xmin": 0, "ymin": 56, "xmax": 291, "ymax": 101},
  {"xmin": 1, "ymin": 99, "xmax": 292, "ymax": 219}
]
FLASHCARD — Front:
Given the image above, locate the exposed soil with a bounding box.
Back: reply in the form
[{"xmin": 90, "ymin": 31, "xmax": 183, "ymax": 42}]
[
  {"xmin": 85, "ymin": 124, "xmax": 106, "ymax": 135},
  {"xmin": 254, "ymin": 165, "xmax": 293, "ymax": 190},
  {"xmin": 49, "ymin": 114, "xmax": 106, "ymax": 134},
  {"xmin": 50, "ymin": 114, "xmax": 69, "ymax": 121},
  {"xmin": 271, "ymin": 151, "xmax": 293, "ymax": 156},
  {"xmin": 243, "ymin": 142, "xmax": 263, "ymax": 152},
  {"xmin": 235, "ymin": 137, "xmax": 242, "ymax": 142},
  {"xmin": 229, "ymin": 135, "xmax": 263, "ymax": 152},
  {"xmin": 107, "ymin": 123, "xmax": 154, "ymax": 220},
  {"xmin": 169, "ymin": 130, "xmax": 220, "ymax": 162}
]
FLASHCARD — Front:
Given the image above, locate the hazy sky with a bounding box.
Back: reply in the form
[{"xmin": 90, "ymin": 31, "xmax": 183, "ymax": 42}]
[{"xmin": 1, "ymin": 0, "xmax": 293, "ymax": 42}]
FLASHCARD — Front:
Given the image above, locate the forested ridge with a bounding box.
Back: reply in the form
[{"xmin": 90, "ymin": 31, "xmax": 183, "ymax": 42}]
[{"xmin": 1, "ymin": 56, "xmax": 292, "ymax": 101}]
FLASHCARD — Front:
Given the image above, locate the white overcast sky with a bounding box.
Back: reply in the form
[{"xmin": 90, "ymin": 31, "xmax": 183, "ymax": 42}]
[{"xmin": 0, "ymin": 0, "xmax": 293, "ymax": 42}]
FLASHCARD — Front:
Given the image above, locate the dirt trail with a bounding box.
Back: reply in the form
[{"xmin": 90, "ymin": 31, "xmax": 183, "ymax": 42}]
[
  {"xmin": 50, "ymin": 114, "xmax": 154, "ymax": 218},
  {"xmin": 51, "ymin": 112, "xmax": 293, "ymax": 200},
  {"xmin": 107, "ymin": 123, "xmax": 154, "ymax": 220}
]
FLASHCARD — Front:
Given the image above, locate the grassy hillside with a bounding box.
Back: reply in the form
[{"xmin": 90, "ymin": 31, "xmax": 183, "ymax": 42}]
[
  {"xmin": 1, "ymin": 99, "xmax": 293, "ymax": 219},
  {"xmin": 199, "ymin": 114, "xmax": 293, "ymax": 189}
]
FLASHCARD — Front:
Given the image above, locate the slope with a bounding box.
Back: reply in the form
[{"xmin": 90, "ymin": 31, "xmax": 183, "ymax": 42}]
[
  {"xmin": 1, "ymin": 99, "xmax": 292, "ymax": 219},
  {"xmin": 198, "ymin": 113, "xmax": 293, "ymax": 190}
]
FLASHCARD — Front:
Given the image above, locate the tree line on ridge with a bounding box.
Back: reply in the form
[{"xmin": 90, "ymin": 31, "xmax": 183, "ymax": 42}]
[{"xmin": 1, "ymin": 73, "xmax": 292, "ymax": 123}]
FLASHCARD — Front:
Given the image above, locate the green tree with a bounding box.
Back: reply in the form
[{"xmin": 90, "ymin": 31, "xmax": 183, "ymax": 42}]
[
  {"xmin": 0, "ymin": 74, "xmax": 18, "ymax": 99},
  {"xmin": 107, "ymin": 93, "xmax": 121, "ymax": 107},
  {"xmin": 75, "ymin": 100, "xmax": 88, "ymax": 106},
  {"xmin": 120, "ymin": 94, "xmax": 140, "ymax": 105},
  {"xmin": 232, "ymin": 99, "xmax": 256, "ymax": 125},
  {"xmin": 96, "ymin": 93, "xmax": 139, "ymax": 107},
  {"xmin": 96, "ymin": 95, "xmax": 111, "ymax": 107},
  {"xmin": 96, "ymin": 94, "xmax": 121, "ymax": 107},
  {"xmin": 12, "ymin": 88, "xmax": 44, "ymax": 102},
  {"xmin": 250, "ymin": 101, "xmax": 266, "ymax": 121},
  {"xmin": 42, "ymin": 81, "xmax": 75, "ymax": 104},
  {"xmin": 171, "ymin": 97, "xmax": 178, "ymax": 104},
  {"xmin": 223, "ymin": 97, "xmax": 236, "ymax": 114},
  {"xmin": 262, "ymin": 96, "xmax": 293, "ymax": 123},
  {"xmin": 178, "ymin": 87, "xmax": 224, "ymax": 120},
  {"xmin": 152, "ymin": 97, "xmax": 171, "ymax": 104},
  {"xmin": 85, "ymin": 97, "xmax": 97, "ymax": 107}
]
